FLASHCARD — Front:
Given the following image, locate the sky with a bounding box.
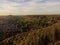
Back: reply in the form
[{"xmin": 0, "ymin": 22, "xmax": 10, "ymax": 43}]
[{"xmin": 0, "ymin": 0, "xmax": 60, "ymax": 15}]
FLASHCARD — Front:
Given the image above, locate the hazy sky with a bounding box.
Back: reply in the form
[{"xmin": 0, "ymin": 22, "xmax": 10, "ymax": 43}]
[{"xmin": 0, "ymin": 0, "xmax": 60, "ymax": 15}]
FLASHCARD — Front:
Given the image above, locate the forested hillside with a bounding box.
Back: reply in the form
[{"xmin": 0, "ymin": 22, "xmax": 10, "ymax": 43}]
[{"xmin": 0, "ymin": 15, "xmax": 60, "ymax": 45}]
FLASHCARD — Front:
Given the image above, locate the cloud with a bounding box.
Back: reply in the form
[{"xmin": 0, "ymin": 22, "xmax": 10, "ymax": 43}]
[
  {"xmin": 7, "ymin": 0, "xmax": 31, "ymax": 3},
  {"xmin": 0, "ymin": 0, "xmax": 60, "ymax": 15}
]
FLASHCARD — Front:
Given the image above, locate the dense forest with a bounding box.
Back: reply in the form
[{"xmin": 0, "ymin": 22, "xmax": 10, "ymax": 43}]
[{"xmin": 0, "ymin": 15, "xmax": 60, "ymax": 45}]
